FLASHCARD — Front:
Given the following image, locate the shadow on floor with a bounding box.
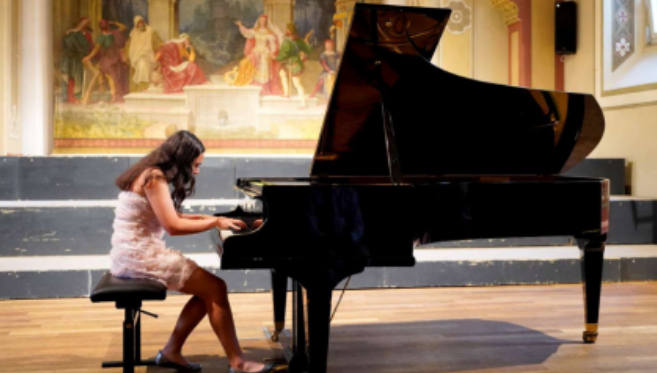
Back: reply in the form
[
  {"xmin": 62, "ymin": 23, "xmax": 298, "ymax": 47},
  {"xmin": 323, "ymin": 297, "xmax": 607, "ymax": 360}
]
[
  {"xmin": 324, "ymin": 318, "xmax": 575, "ymax": 373},
  {"xmin": 12, "ymin": 319, "xmax": 574, "ymax": 373},
  {"xmin": 143, "ymin": 319, "xmax": 574, "ymax": 372}
]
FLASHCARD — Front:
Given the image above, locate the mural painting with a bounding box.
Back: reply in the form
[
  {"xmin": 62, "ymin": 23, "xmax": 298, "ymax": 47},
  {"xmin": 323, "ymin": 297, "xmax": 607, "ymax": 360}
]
[{"xmin": 53, "ymin": 0, "xmax": 347, "ymax": 154}]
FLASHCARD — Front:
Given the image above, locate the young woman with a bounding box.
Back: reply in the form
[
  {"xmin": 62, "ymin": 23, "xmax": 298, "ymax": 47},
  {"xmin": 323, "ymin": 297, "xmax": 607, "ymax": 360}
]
[{"xmin": 111, "ymin": 131, "xmax": 275, "ymax": 373}]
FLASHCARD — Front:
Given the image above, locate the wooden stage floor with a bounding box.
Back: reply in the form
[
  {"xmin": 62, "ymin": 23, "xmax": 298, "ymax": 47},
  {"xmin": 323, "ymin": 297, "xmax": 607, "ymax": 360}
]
[{"xmin": 1, "ymin": 283, "xmax": 656, "ymax": 373}]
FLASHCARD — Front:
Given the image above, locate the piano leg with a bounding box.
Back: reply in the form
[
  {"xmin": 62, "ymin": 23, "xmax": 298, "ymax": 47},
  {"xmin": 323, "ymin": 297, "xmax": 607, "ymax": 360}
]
[
  {"xmin": 287, "ymin": 263, "xmax": 362, "ymax": 373},
  {"xmin": 270, "ymin": 269, "xmax": 288, "ymax": 342},
  {"xmin": 577, "ymin": 236, "xmax": 606, "ymax": 344},
  {"xmin": 289, "ymin": 280, "xmax": 309, "ymax": 373},
  {"xmin": 305, "ymin": 285, "xmax": 332, "ymax": 373}
]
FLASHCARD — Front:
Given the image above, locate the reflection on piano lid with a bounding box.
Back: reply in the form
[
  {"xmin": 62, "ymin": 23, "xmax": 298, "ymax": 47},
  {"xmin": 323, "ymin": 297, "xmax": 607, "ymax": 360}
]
[{"xmin": 311, "ymin": 4, "xmax": 605, "ymax": 182}]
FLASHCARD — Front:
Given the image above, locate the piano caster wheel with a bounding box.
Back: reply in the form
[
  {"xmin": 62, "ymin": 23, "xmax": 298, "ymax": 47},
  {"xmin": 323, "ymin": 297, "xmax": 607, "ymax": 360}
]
[
  {"xmin": 583, "ymin": 331, "xmax": 598, "ymax": 344},
  {"xmin": 271, "ymin": 330, "xmax": 281, "ymax": 342}
]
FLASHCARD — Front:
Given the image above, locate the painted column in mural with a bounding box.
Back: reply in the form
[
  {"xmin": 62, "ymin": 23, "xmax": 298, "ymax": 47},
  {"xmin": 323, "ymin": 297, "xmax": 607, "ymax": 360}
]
[
  {"xmin": 148, "ymin": 0, "xmax": 178, "ymax": 40},
  {"xmin": 264, "ymin": 0, "xmax": 295, "ymax": 34},
  {"xmin": 87, "ymin": 0, "xmax": 103, "ymax": 40},
  {"xmin": 333, "ymin": 0, "xmax": 356, "ymax": 52}
]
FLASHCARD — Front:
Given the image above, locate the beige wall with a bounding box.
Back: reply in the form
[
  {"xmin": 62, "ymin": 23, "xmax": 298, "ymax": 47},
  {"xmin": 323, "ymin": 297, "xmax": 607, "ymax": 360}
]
[
  {"xmin": 439, "ymin": 0, "xmax": 474, "ymax": 78},
  {"xmin": 1, "ymin": 0, "xmax": 21, "ymax": 156},
  {"xmin": 0, "ymin": 7, "xmax": 6, "ymax": 156},
  {"xmin": 473, "ymin": 1, "xmax": 508, "ymax": 85},
  {"xmin": 8, "ymin": 0, "xmax": 21, "ymax": 155},
  {"xmin": 590, "ymin": 105, "xmax": 657, "ymax": 197},
  {"xmin": 562, "ymin": 0, "xmax": 657, "ymax": 197},
  {"xmin": 564, "ymin": 0, "xmax": 595, "ymax": 94},
  {"xmin": 531, "ymin": 0, "xmax": 555, "ymax": 90}
]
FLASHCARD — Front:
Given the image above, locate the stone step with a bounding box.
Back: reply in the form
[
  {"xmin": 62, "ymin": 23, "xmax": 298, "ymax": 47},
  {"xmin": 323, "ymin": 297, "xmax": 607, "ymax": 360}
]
[
  {"xmin": 0, "ymin": 200, "xmax": 237, "ymax": 257},
  {"xmin": 0, "ymin": 157, "xmax": 622, "ymax": 201},
  {"xmin": 0, "ymin": 196, "xmax": 655, "ymax": 259},
  {"xmin": 1, "ymin": 245, "xmax": 656, "ymax": 299}
]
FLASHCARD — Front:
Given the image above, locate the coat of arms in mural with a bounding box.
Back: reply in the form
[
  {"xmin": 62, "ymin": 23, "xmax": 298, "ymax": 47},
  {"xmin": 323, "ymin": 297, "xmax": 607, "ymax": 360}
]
[{"xmin": 53, "ymin": 0, "xmax": 350, "ymax": 154}]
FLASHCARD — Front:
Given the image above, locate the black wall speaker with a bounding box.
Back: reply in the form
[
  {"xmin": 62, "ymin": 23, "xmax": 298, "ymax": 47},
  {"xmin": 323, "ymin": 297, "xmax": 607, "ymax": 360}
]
[{"xmin": 555, "ymin": 2, "xmax": 577, "ymax": 55}]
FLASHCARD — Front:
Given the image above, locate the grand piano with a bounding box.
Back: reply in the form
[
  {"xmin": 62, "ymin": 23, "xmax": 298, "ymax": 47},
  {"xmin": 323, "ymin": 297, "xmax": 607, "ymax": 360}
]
[{"xmin": 211, "ymin": 4, "xmax": 608, "ymax": 373}]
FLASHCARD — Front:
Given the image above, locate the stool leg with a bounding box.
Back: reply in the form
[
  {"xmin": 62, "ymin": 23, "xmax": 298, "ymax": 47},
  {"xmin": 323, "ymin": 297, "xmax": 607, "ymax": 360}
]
[
  {"xmin": 135, "ymin": 310, "xmax": 142, "ymax": 363},
  {"xmin": 123, "ymin": 308, "xmax": 135, "ymax": 373}
]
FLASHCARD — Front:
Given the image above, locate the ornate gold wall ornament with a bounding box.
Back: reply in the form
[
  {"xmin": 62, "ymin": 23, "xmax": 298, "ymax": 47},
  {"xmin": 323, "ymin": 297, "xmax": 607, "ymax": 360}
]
[{"xmin": 490, "ymin": 0, "xmax": 520, "ymax": 26}]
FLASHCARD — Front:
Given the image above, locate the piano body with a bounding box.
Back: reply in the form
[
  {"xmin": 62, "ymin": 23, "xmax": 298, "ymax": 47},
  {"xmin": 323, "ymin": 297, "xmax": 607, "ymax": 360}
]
[{"xmin": 211, "ymin": 4, "xmax": 608, "ymax": 373}]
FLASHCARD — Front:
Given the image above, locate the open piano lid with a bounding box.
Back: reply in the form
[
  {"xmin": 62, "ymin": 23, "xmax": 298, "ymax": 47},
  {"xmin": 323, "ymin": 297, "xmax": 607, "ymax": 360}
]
[{"xmin": 310, "ymin": 4, "xmax": 605, "ymax": 181}]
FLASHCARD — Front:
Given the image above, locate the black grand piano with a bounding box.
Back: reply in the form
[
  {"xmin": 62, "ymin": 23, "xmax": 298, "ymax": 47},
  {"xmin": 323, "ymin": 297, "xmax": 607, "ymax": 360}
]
[{"xmin": 211, "ymin": 4, "xmax": 608, "ymax": 373}]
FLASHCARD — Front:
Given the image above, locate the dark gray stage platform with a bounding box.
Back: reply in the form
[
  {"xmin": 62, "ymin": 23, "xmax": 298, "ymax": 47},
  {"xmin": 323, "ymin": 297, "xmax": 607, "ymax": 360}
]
[{"xmin": 1, "ymin": 156, "xmax": 654, "ymax": 299}]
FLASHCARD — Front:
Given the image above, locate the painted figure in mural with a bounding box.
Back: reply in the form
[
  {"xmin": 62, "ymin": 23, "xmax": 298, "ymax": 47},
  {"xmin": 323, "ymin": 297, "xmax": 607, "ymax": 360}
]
[
  {"xmin": 61, "ymin": 17, "xmax": 95, "ymax": 104},
  {"xmin": 276, "ymin": 23, "xmax": 314, "ymax": 108},
  {"xmin": 310, "ymin": 39, "xmax": 340, "ymax": 99},
  {"xmin": 82, "ymin": 20, "xmax": 129, "ymax": 104},
  {"xmin": 125, "ymin": 15, "xmax": 163, "ymax": 93},
  {"xmin": 232, "ymin": 15, "xmax": 283, "ymax": 95},
  {"xmin": 155, "ymin": 34, "xmax": 208, "ymax": 94}
]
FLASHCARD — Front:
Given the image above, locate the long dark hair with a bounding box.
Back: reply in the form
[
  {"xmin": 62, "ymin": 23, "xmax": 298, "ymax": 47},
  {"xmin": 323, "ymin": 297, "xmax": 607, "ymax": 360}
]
[{"xmin": 116, "ymin": 131, "xmax": 206, "ymax": 212}]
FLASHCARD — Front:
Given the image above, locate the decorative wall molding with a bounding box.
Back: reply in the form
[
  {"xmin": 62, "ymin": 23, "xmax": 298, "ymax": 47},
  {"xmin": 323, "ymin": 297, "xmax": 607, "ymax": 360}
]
[
  {"xmin": 612, "ymin": 0, "xmax": 635, "ymax": 71},
  {"xmin": 490, "ymin": 0, "xmax": 520, "ymax": 26},
  {"xmin": 444, "ymin": 0, "xmax": 473, "ymax": 35}
]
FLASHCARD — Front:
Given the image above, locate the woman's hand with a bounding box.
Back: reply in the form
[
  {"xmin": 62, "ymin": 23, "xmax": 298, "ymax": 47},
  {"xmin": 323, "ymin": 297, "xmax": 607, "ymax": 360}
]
[
  {"xmin": 215, "ymin": 217, "xmax": 248, "ymax": 231},
  {"xmin": 252, "ymin": 219, "xmax": 264, "ymax": 229}
]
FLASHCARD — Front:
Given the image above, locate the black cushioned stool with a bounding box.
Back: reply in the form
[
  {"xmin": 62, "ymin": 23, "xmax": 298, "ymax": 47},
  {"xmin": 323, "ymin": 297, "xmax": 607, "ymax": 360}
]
[{"xmin": 91, "ymin": 272, "xmax": 167, "ymax": 373}]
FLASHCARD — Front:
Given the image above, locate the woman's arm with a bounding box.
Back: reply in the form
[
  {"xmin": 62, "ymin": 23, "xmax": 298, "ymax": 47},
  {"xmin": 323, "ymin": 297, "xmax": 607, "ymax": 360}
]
[
  {"xmin": 180, "ymin": 213, "xmax": 214, "ymax": 220},
  {"xmin": 144, "ymin": 171, "xmax": 246, "ymax": 235}
]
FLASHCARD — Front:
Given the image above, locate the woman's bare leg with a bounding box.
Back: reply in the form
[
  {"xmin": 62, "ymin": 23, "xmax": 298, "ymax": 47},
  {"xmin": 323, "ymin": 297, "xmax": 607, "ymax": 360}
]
[
  {"xmin": 161, "ymin": 295, "xmax": 207, "ymax": 364},
  {"xmin": 177, "ymin": 268, "xmax": 266, "ymax": 372}
]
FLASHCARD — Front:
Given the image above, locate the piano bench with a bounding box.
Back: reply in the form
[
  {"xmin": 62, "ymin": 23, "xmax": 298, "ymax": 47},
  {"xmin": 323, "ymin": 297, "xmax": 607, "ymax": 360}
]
[{"xmin": 90, "ymin": 272, "xmax": 167, "ymax": 373}]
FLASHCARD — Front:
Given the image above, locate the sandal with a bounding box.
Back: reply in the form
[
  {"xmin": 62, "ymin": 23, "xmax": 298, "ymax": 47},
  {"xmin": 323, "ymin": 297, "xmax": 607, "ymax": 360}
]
[{"xmin": 155, "ymin": 350, "xmax": 202, "ymax": 372}]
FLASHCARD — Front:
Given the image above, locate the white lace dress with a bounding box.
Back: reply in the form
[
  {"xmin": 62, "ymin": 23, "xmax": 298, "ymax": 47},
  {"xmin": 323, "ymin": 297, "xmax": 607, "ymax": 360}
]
[{"xmin": 110, "ymin": 191, "xmax": 198, "ymax": 290}]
